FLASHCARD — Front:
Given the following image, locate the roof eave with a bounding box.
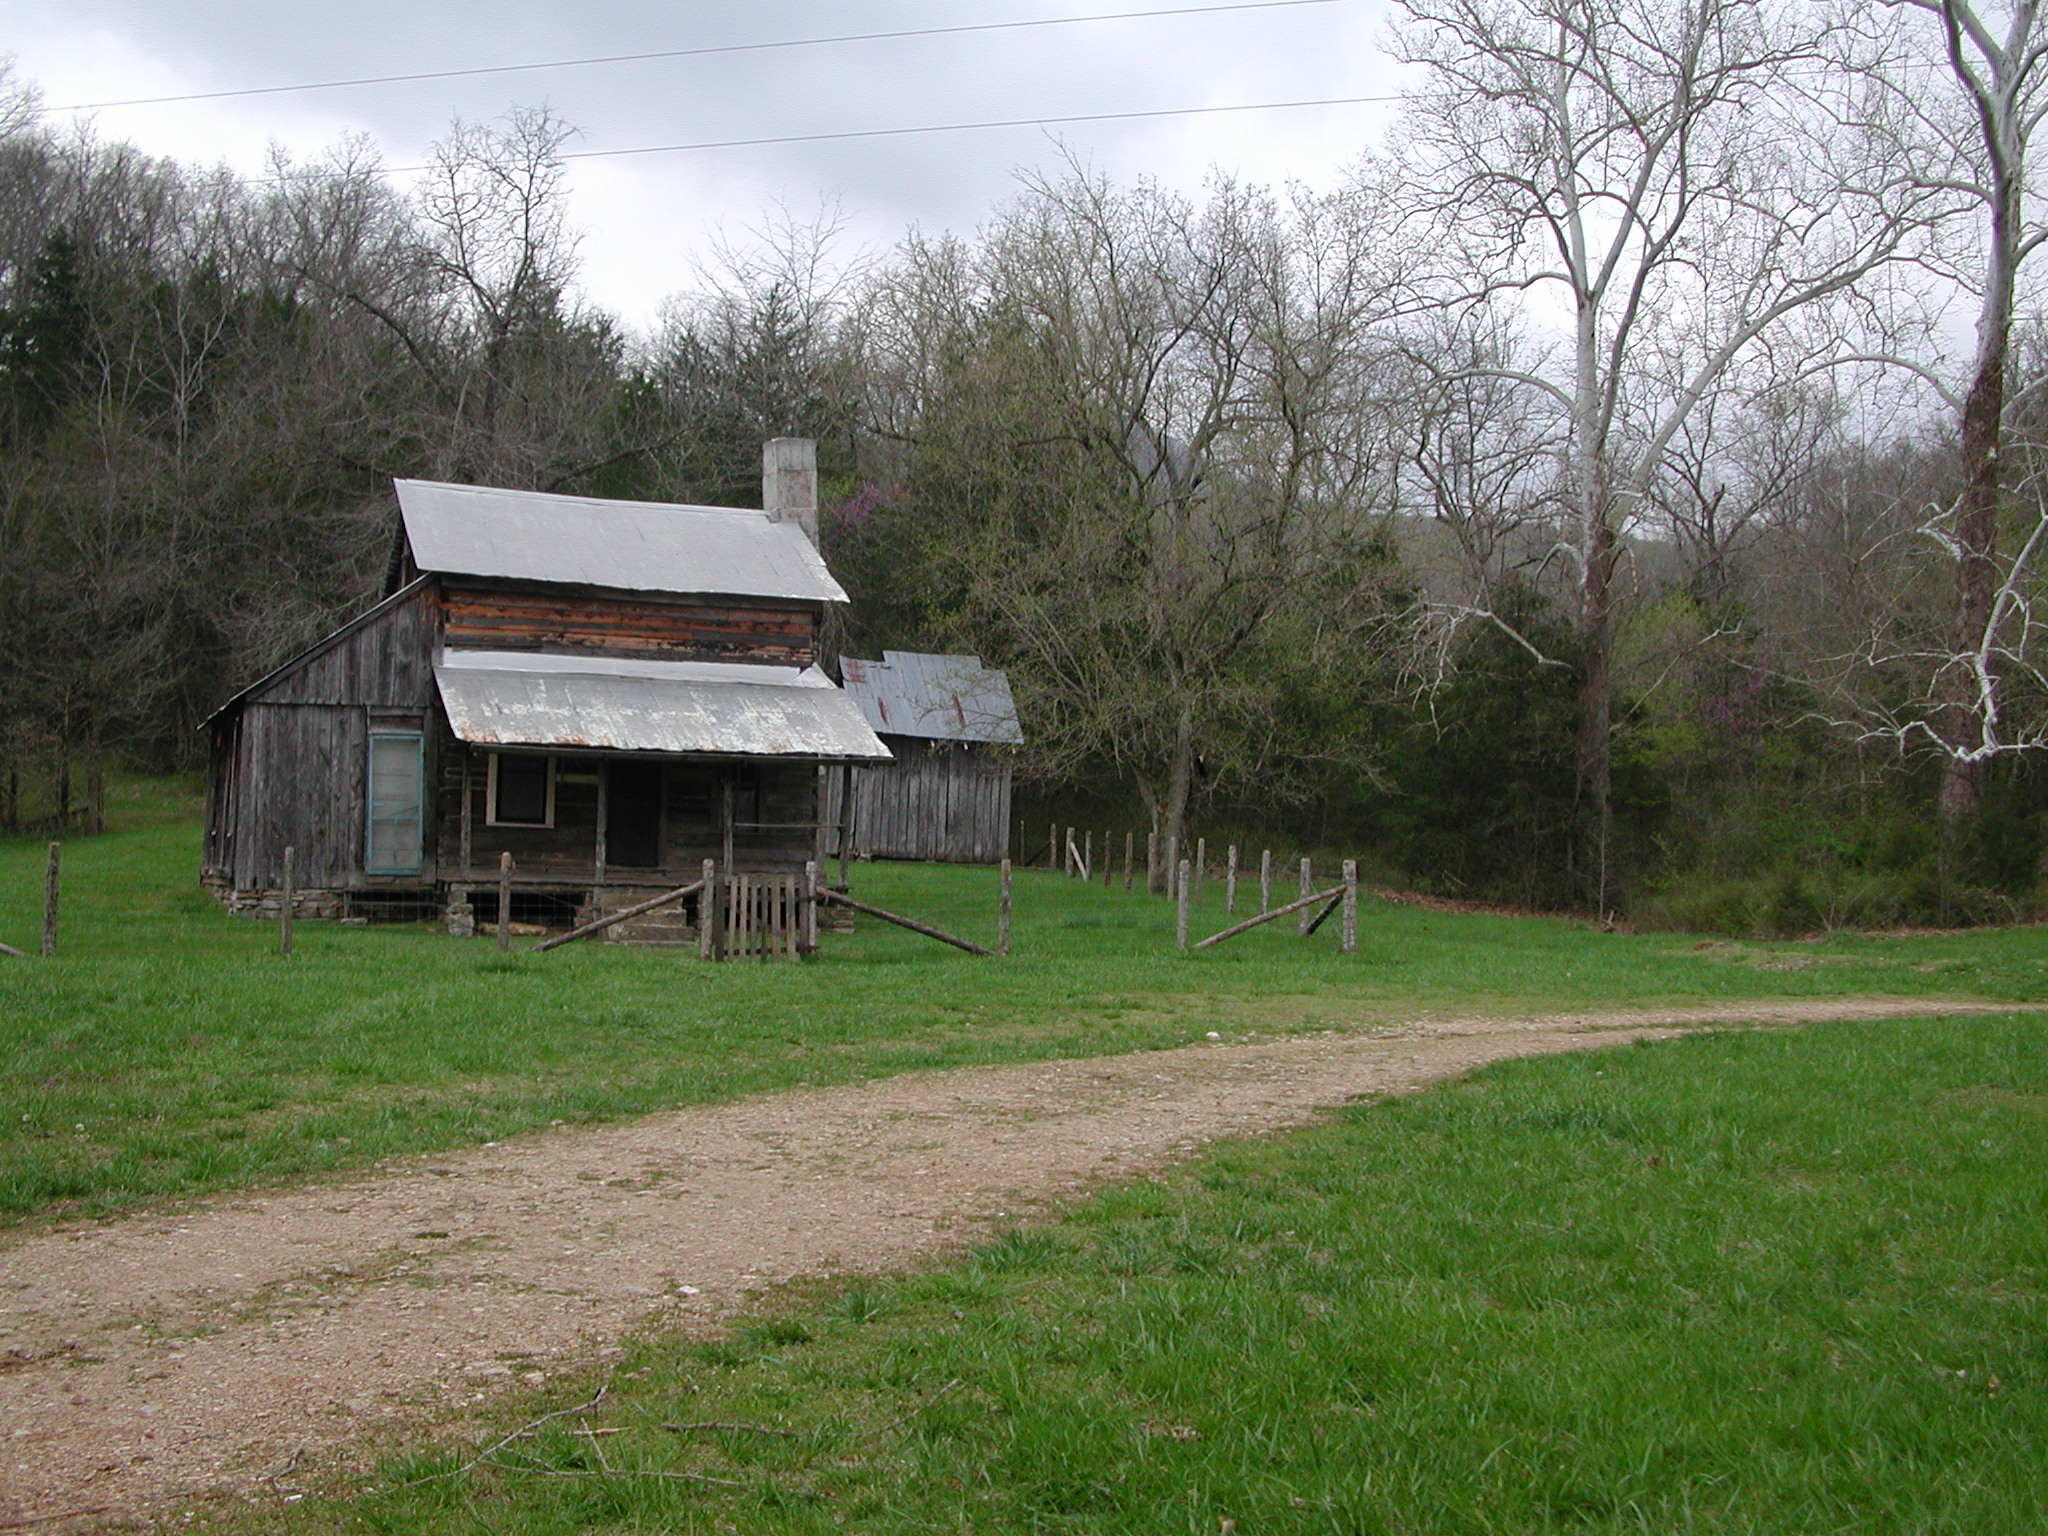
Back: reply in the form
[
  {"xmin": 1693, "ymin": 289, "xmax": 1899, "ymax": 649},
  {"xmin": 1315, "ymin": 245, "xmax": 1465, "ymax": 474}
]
[{"xmin": 201, "ymin": 575, "xmax": 434, "ymax": 729}]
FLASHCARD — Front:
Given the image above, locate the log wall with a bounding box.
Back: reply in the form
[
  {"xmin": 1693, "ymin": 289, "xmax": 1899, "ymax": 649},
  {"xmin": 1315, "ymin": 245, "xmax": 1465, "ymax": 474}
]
[{"xmin": 440, "ymin": 582, "xmax": 817, "ymax": 665}]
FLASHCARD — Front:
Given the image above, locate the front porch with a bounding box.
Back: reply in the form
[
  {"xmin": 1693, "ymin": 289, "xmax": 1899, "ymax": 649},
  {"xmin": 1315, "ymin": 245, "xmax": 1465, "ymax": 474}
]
[{"xmin": 436, "ymin": 745, "xmax": 858, "ymax": 948}]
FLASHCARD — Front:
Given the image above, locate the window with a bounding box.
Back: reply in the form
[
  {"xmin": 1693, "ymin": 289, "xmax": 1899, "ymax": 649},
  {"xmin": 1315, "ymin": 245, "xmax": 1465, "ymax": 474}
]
[
  {"xmin": 489, "ymin": 752, "xmax": 555, "ymax": 827},
  {"xmin": 365, "ymin": 733, "xmax": 424, "ymax": 874}
]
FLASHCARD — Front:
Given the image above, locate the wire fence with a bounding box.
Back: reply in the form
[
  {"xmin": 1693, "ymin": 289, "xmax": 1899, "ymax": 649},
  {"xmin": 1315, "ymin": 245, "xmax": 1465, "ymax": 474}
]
[{"xmin": 9, "ymin": 833, "xmax": 1368, "ymax": 964}]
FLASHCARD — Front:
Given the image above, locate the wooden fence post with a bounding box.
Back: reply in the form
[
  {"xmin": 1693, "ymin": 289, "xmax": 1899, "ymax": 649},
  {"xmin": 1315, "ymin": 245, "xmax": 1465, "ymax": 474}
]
[
  {"xmin": 1124, "ymin": 831, "xmax": 1135, "ymax": 891},
  {"xmin": 1297, "ymin": 857, "xmax": 1313, "ymax": 936},
  {"xmin": 1102, "ymin": 832, "xmax": 1113, "ymax": 886},
  {"xmin": 1342, "ymin": 859, "xmax": 1357, "ymax": 954},
  {"xmin": 497, "ymin": 851, "xmax": 513, "ymax": 952},
  {"xmin": 998, "ymin": 857, "xmax": 1012, "ymax": 956},
  {"xmin": 701, "ymin": 858, "xmax": 716, "ymax": 961},
  {"xmin": 1194, "ymin": 838, "xmax": 1206, "ymax": 904},
  {"xmin": 803, "ymin": 859, "xmax": 819, "ymax": 955},
  {"xmin": 1176, "ymin": 858, "xmax": 1191, "ymax": 950},
  {"xmin": 1164, "ymin": 835, "xmax": 1178, "ymax": 900},
  {"xmin": 41, "ymin": 841, "xmax": 59, "ymax": 958},
  {"xmin": 1084, "ymin": 830, "xmax": 1093, "ymax": 882},
  {"xmin": 280, "ymin": 845, "xmax": 295, "ymax": 957},
  {"xmin": 1260, "ymin": 849, "xmax": 1271, "ymax": 914},
  {"xmin": 1049, "ymin": 821, "xmax": 1058, "ymax": 870},
  {"xmin": 1147, "ymin": 831, "xmax": 1158, "ymax": 894},
  {"xmin": 1065, "ymin": 826, "xmax": 1076, "ymax": 878},
  {"xmin": 1226, "ymin": 845, "xmax": 1238, "ymax": 913}
]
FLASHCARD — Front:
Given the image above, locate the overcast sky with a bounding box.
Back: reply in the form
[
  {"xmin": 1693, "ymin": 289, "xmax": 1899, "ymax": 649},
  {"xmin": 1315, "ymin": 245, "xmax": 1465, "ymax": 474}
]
[{"xmin": 3, "ymin": 0, "xmax": 1406, "ymax": 326}]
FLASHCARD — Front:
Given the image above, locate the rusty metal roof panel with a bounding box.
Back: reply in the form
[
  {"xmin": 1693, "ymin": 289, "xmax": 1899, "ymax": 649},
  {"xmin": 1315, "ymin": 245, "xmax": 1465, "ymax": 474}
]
[
  {"xmin": 397, "ymin": 479, "xmax": 846, "ymax": 603},
  {"xmin": 435, "ymin": 651, "xmax": 890, "ymax": 760},
  {"xmin": 839, "ymin": 652, "xmax": 1024, "ymax": 744}
]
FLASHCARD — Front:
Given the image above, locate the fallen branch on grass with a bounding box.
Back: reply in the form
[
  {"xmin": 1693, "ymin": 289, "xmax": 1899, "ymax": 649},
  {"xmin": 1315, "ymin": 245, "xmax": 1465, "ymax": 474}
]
[
  {"xmin": 485, "ymin": 1463, "xmax": 747, "ymax": 1489},
  {"xmin": 867, "ymin": 1376, "xmax": 966, "ymax": 1444},
  {"xmin": 390, "ymin": 1387, "xmax": 609, "ymax": 1486},
  {"xmin": 0, "ymin": 1508, "xmax": 114, "ymax": 1531},
  {"xmin": 0, "ymin": 942, "xmax": 26, "ymax": 959},
  {"xmin": 662, "ymin": 1420, "xmax": 803, "ymax": 1439}
]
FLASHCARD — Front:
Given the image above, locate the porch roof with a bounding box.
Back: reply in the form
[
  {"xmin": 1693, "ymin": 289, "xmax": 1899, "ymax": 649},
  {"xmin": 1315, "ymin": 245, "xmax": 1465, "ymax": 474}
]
[{"xmin": 434, "ymin": 651, "xmax": 891, "ymax": 761}]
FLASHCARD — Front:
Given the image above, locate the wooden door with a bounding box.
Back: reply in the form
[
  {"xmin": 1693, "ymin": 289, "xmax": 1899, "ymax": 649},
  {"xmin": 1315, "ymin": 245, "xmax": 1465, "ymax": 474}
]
[{"xmin": 606, "ymin": 760, "xmax": 664, "ymax": 868}]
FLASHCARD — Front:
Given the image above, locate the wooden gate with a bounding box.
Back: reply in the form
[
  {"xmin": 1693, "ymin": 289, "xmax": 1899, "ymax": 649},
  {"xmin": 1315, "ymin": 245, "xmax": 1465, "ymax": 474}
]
[{"xmin": 719, "ymin": 871, "xmax": 805, "ymax": 961}]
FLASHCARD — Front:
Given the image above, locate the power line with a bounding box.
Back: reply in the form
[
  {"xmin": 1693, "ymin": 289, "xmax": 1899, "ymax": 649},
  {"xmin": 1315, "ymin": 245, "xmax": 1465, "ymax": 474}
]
[
  {"xmin": 334, "ymin": 94, "xmax": 1397, "ymax": 181},
  {"xmin": 532, "ymin": 94, "xmax": 1396, "ymax": 167},
  {"xmin": 50, "ymin": 0, "xmax": 1362, "ymax": 113}
]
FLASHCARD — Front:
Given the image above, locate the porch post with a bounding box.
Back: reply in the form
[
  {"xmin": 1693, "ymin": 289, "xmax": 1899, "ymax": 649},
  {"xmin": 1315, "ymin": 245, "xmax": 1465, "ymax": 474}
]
[
  {"xmin": 838, "ymin": 761, "xmax": 854, "ymax": 889},
  {"xmin": 593, "ymin": 760, "xmax": 608, "ymax": 896},
  {"xmin": 459, "ymin": 745, "xmax": 473, "ymax": 879}
]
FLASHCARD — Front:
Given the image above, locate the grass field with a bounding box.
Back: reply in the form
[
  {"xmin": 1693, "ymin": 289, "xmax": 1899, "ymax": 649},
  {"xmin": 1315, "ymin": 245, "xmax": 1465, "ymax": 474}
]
[
  {"xmin": 235, "ymin": 1012, "xmax": 2048, "ymax": 1535},
  {"xmin": 4, "ymin": 790, "xmax": 2047, "ymax": 1226}
]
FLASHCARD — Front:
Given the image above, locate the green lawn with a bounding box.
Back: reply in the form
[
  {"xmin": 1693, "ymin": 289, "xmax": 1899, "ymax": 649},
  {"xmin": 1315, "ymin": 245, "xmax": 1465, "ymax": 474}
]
[
  {"xmin": 247, "ymin": 1013, "xmax": 2048, "ymax": 1535},
  {"xmin": 2, "ymin": 802, "xmax": 2045, "ymax": 1225}
]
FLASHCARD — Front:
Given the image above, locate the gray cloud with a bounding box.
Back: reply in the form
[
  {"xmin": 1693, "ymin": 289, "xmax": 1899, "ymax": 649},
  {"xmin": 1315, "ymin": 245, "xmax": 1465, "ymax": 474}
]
[{"xmin": 10, "ymin": 0, "xmax": 1401, "ymax": 322}]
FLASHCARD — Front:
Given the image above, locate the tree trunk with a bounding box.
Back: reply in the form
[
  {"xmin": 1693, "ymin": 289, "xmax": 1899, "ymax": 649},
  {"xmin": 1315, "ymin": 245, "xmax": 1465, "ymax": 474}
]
[
  {"xmin": 1137, "ymin": 779, "xmax": 1165, "ymax": 894},
  {"xmin": 1577, "ymin": 515, "xmax": 1616, "ymax": 915},
  {"xmin": 1572, "ymin": 280, "xmax": 1617, "ymax": 915},
  {"xmin": 1940, "ymin": 183, "xmax": 2017, "ymax": 828},
  {"xmin": 1936, "ymin": 2, "xmax": 2029, "ymax": 829},
  {"xmin": 85, "ymin": 757, "xmax": 105, "ymax": 836},
  {"xmin": 1162, "ymin": 701, "xmax": 1195, "ymax": 893}
]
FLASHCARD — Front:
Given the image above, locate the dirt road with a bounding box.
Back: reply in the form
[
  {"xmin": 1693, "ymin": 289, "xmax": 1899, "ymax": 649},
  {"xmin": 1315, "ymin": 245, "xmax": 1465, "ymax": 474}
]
[{"xmin": 0, "ymin": 998, "xmax": 2021, "ymax": 1527}]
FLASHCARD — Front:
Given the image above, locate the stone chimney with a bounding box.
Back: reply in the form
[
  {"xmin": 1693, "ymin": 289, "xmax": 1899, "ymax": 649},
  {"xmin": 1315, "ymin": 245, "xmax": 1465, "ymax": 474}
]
[{"xmin": 762, "ymin": 437, "xmax": 818, "ymax": 544}]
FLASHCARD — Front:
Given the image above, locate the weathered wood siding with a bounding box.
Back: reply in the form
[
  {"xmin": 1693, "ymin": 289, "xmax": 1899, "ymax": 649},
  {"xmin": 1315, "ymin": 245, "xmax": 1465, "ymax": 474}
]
[
  {"xmin": 441, "ymin": 581, "xmax": 818, "ymax": 665},
  {"xmin": 827, "ymin": 736, "xmax": 1012, "ymax": 864},
  {"xmin": 212, "ymin": 571, "xmax": 836, "ymax": 900},
  {"xmin": 203, "ymin": 714, "xmax": 238, "ymax": 877},
  {"xmin": 218, "ymin": 585, "xmax": 440, "ymax": 890},
  {"xmin": 257, "ymin": 584, "xmax": 439, "ymax": 707}
]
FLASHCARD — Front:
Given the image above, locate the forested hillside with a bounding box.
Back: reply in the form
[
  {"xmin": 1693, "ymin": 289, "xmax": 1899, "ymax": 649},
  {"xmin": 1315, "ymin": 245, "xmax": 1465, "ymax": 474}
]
[{"xmin": 7, "ymin": 0, "xmax": 2048, "ymax": 931}]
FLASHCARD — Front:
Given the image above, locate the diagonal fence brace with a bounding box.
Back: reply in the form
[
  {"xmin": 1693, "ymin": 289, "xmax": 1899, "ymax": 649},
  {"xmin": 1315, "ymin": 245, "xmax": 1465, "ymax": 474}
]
[
  {"xmin": 1193, "ymin": 884, "xmax": 1345, "ymax": 950},
  {"xmin": 811, "ymin": 888, "xmax": 994, "ymax": 956},
  {"xmin": 530, "ymin": 880, "xmax": 706, "ymax": 952}
]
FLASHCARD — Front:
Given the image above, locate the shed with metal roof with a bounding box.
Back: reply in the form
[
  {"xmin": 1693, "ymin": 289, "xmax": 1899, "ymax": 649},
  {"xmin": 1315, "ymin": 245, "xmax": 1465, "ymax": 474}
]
[{"xmin": 828, "ymin": 652, "xmax": 1022, "ymax": 864}]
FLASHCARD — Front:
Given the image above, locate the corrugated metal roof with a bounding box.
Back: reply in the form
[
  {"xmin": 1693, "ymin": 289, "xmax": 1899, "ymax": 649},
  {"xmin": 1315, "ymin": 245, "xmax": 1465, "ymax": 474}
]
[
  {"xmin": 435, "ymin": 651, "xmax": 890, "ymax": 760},
  {"xmin": 839, "ymin": 652, "xmax": 1024, "ymax": 744},
  {"xmin": 397, "ymin": 479, "xmax": 847, "ymax": 603}
]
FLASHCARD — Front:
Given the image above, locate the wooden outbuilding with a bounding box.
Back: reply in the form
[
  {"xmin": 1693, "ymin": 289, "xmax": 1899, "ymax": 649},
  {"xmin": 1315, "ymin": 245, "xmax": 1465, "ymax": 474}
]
[
  {"xmin": 829, "ymin": 652, "xmax": 1021, "ymax": 864},
  {"xmin": 201, "ymin": 439, "xmax": 891, "ymax": 942}
]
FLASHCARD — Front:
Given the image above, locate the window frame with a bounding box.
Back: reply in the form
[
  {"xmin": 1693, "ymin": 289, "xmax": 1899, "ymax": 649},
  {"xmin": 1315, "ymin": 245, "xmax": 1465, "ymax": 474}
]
[
  {"xmin": 487, "ymin": 751, "xmax": 557, "ymax": 828},
  {"xmin": 364, "ymin": 730, "xmax": 426, "ymax": 876}
]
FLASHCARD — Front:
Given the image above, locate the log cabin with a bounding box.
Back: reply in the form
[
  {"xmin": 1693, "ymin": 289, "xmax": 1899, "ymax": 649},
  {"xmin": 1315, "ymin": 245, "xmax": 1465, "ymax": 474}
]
[{"xmin": 201, "ymin": 438, "xmax": 889, "ymax": 944}]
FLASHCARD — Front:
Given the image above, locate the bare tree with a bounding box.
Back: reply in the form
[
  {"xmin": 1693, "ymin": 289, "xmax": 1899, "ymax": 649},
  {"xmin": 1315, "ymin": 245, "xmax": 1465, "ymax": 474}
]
[
  {"xmin": 1392, "ymin": 311, "xmax": 1573, "ymax": 682},
  {"xmin": 863, "ymin": 170, "xmax": 1405, "ymax": 879},
  {"xmin": 1855, "ymin": 2, "xmax": 2048, "ymax": 821},
  {"xmin": 1386, "ymin": 0, "xmax": 1938, "ymax": 907},
  {"xmin": 1654, "ymin": 380, "xmax": 1848, "ymax": 606},
  {"xmin": 651, "ymin": 202, "xmax": 868, "ymax": 506}
]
